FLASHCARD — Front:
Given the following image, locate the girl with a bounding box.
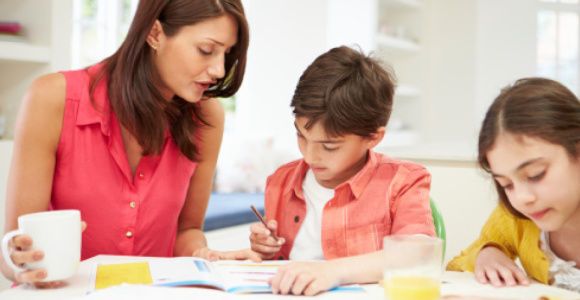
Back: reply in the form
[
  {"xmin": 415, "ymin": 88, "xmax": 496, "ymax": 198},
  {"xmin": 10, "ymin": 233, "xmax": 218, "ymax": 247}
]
[{"xmin": 447, "ymin": 78, "xmax": 580, "ymax": 292}]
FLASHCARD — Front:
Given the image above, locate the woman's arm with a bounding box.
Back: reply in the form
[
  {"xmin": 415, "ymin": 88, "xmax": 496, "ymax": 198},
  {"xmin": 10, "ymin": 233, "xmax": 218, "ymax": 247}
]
[
  {"xmin": 173, "ymin": 98, "xmax": 224, "ymax": 257},
  {"xmin": 1, "ymin": 73, "xmax": 66, "ymax": 283}
]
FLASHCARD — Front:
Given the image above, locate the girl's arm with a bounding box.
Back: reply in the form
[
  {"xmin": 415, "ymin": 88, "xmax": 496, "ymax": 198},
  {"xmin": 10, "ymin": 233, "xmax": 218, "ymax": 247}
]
[
  {"xmin": 1, "ymin": 73, "xmax": 66, "ymax": 284},
  {"xmin": 447, "ymin": 205, "xmax": 528, "ymax": 286}
]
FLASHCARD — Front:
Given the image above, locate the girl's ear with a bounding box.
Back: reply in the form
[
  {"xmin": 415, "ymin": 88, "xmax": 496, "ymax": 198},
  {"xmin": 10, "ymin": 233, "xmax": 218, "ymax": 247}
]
[
  {"xmin": 146, "ymin": 20, "xmax": 164, "ymax": 50},
  {"xmin": 367, "ymin": 127, "xmax": 386, "ymax": 149}
]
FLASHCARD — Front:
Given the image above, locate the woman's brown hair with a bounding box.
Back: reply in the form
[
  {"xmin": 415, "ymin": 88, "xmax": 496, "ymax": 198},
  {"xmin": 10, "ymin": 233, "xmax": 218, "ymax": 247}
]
[
  {"xmin": 291, "ymin": 46, "xmax": 396, "ymax": 138},
  {"xmin": 478, "ymin": 77, "xmax": 580, "ymax": 217},
  {"xmin": 91, "ymin": 0, "xmax": 249, "ymax": 161}
]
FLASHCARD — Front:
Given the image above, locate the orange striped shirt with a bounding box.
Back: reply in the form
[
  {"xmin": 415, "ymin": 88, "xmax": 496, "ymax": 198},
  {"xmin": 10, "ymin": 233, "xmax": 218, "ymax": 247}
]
[{"xmin": 265, "ymin": 151, "xmax": 435, "ymax": 260}]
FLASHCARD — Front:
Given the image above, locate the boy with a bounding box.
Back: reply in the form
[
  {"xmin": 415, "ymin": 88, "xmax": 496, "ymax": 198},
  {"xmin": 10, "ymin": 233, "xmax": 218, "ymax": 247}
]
[{"xmin": 249, "ymin": 46, "xmax": 435, "ymax": 295}]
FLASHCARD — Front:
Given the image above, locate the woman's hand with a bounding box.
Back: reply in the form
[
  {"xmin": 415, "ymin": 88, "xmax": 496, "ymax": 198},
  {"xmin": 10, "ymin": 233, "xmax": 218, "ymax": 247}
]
[
  {"xmin": 249, "ymin": 220, "xmax": 285, "ymax": 259},
  {"xmin": 474, "ymin": 245, "xmax": 530, "ymax": 287},
  {"xmin": 192, "ymin": 247, "xmax": 262, "ymax": 262},
  {"xmin": 4, "ymin": 221, "xmax": 86, "ymax": 288},
  {"xmin": 270, "ymin": 261, "xmax": 341, "ymax": 296}
]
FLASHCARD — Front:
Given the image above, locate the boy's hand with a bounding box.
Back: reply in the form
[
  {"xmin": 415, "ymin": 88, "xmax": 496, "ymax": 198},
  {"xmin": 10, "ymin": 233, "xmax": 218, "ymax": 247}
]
[
  {"xmin": 269, "ymin": 261, "xmax": 341, "ymax": 296},
  {"xmin": 249, "ymin": 220, "xmax": 285, "ymax": 259},
  {"xmin": 474, "ymin": 246, "xmax": 529, "ymax": 287},
  {"xmin": 192, "ymin": 247, "xmax": 262, "ymax": 262}
]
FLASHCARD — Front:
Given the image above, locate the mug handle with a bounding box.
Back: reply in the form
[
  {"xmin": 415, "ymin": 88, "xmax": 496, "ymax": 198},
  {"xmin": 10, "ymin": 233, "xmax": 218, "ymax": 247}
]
[{"xmin": 1, "ymin": 230, "xmax": 27, "ymax": 273}]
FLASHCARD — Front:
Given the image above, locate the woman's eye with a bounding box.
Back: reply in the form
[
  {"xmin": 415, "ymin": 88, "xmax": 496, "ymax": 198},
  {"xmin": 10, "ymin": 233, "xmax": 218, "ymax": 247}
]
[{"xmin": 198, "ymin": 47, "xmax": 213, "ymax": 56}]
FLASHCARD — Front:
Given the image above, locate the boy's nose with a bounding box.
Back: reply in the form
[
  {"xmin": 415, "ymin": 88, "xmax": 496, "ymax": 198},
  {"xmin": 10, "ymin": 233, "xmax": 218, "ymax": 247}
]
[{"xmin": 303, "ymin": 145, "xmax": 318, "ymax": 165}]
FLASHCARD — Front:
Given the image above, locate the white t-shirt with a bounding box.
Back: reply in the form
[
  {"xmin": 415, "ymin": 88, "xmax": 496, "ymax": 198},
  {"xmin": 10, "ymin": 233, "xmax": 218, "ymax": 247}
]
[
  {"xmin": 541, "ymin": 231, "xmax": 580, "ymax": 292},
  {"xmin": 289, "ymin": 170, "xmax": 334, "ymax": 260}
]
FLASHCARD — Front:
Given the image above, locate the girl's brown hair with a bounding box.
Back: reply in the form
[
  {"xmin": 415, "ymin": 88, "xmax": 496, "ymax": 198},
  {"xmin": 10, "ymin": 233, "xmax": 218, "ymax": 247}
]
[
  {"xmin": 91, "ymin": 0, "xmax": 249, "ymax": 161},
  {"xmin": 478, "ymin": 77, "xmax": 580, "ymax": 217},
  {"xmin": 291, "ymin": 46, "xmax": 396, "ymax": 138}
]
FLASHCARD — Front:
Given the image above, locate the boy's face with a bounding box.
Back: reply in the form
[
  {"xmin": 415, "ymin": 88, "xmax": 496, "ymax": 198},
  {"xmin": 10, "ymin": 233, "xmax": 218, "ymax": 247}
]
[{"xmin": 295, "ymin": 117, "xmax": 384, "ymax": 189}]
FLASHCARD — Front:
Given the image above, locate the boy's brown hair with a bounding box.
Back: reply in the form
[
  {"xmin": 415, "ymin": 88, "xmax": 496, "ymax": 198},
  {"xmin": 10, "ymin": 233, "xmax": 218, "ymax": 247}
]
[
  {"xmin": 291, "ymin": 46, "xmax": 396, "ymax": 137},
  {"xmin": 478, "ymin": 77, "xmax": 580, "ymax": 218}
]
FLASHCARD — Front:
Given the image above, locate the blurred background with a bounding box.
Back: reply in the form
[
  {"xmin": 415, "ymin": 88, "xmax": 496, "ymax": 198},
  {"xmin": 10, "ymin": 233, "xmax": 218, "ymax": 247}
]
[{"xmin": 0, "ymin": 0, "xmax": 578, "ymax": 290}]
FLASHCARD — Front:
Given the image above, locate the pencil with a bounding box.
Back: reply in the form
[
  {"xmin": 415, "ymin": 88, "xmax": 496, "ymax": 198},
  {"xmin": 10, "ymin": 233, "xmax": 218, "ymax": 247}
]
[{"xmin": 250, "ymin": 205, "xmax": 279, "ymax": 241}]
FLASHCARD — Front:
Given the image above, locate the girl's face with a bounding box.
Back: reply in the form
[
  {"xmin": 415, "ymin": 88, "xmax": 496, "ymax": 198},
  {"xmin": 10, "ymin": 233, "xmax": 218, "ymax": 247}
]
[
  {"xmin": 150, "ymin": 14, "xmax": 238, "ymax": 102},
  {"xmin": 487, "ymin": 133, "xmax": 580, "ymax": 231}
]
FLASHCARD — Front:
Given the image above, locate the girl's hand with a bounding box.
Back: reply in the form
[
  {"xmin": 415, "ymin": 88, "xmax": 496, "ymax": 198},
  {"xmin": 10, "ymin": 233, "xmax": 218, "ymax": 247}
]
[
  {"xmin": 249, "ymin": 220, "xmax": 285, "ymax": 259},
  {"xmin": 5, "ymin": 221, "xmax": 87, "ymax": 288},
  {"xmin": 270, "ymin": 261, "xmax": 341, "ymax": 296},
  {"xmin": 192, "ymin": 247, "xmax": 262, "ymax": 262},
  {"xmin": 475, "ymin": 246, "xmax": 530, "ymax": 287}
]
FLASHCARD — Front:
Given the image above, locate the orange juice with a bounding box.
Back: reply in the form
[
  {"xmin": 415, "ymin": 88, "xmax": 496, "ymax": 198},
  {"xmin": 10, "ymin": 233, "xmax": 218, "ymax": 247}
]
[{"xmin": 384, "ymin": 276, "xmax": 440, "ymax": 300}]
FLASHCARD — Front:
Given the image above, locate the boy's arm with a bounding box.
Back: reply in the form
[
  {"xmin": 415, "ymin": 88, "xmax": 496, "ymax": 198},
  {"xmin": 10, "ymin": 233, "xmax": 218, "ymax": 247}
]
[
  {"xmin": 390, "ymin": 167, "xmax": 435, "ymax": 236},
  {"xmin": 270, "ymin": 250, "xmax": 386, "ymax": 296}
]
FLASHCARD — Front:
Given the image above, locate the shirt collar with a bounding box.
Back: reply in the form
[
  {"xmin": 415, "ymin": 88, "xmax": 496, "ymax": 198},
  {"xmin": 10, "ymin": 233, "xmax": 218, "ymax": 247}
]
[
  {"xmin": 336, "ymin": 150, "xmax": 379, "ymax": 199},
  {"xmin": 76, "ymin": 63, "xmax": 111, "ymax": 136},
  {"xmin": 284, "ymin": 150, "xmax": 380, "ymax": 201}
]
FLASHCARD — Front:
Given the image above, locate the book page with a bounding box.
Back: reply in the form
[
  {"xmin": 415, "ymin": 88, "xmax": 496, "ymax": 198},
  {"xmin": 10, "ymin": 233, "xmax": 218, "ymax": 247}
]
[
  {"xmin": 91, "ymin": 257, "xmax": 225, "ymax": 291},
  {"xmin": 215, "ymin": 260, "xmax": 289, "ymax": 293}
]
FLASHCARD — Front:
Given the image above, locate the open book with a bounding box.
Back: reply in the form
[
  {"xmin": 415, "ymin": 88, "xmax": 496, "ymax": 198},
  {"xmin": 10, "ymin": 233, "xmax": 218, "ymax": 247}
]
[{"xmin": 90, "ymin": 257, "xmax": 363, "ymax": 294}]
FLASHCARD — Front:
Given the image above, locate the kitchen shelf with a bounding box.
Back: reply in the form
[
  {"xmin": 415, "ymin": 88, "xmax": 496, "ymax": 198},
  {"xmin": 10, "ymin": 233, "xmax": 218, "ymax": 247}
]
[{"xmin": 0, "ymin": 41, "xmax": 50, "ymax": 63}]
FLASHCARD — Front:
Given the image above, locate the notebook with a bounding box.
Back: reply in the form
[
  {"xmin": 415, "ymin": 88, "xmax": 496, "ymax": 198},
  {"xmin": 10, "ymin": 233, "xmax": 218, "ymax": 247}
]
[{"xmin": 89, "ymin": 257, "xmax": 364, "ymax": 294}]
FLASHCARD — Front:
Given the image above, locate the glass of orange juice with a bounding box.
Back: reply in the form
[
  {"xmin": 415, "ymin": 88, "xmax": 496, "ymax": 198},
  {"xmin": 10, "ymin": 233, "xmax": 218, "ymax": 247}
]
[{"xmin": 383, "ymin": 235, "xmax": 443, "ymax": 300}]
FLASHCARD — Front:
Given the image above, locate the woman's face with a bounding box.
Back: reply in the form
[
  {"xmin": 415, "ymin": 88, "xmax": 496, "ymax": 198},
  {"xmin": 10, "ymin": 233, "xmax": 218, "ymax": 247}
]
[
  {"xmin": 487, "ymin": 133, "xmax": 580, "ymax": 232},
  {"xmin": 150, "ymin": 14, "xmax": 238, "ymax": 102}
]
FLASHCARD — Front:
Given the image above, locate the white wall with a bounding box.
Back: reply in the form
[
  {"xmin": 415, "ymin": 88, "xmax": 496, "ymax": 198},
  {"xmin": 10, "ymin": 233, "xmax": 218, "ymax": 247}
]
[
  {"xmin": 233, "ymin": 0, "xmax": 376, "ymax": 147},
  {"xmin": 474, "ymin": 0, "xmax": 538, "ymax": 122},
  {"xmin": 423, "ymin": 0, "xmax": 479, "ymax": 144},
  {"xmin": 422, "ymin": 0, "xmax": 539, "ymax": 144}
]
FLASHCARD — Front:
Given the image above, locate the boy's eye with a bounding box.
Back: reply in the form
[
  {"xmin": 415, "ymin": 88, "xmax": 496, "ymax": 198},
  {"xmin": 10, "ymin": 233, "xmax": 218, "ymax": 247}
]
[{"xmin": 322, "ymin": 144, "xmax": 338, "ymax": 151}]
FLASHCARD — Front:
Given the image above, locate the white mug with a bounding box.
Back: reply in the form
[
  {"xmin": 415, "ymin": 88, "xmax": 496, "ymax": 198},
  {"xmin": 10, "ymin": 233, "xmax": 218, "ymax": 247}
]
[{"xmin": 1, "ymin": 210, "xmax": 81, "ymax": 282}]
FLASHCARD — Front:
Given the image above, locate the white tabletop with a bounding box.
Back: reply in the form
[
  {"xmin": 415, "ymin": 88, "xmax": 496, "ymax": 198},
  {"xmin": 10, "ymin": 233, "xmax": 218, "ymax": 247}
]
[{"xmin": 1, "ymin": 255, "xmax": 579, "ymax": 300}]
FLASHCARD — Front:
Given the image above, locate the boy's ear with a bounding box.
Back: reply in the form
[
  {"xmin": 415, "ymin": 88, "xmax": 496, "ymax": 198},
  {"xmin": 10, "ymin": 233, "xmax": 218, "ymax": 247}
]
[
  {"xmin": 367, "ymin": 127, "xmax": 386, "ymax": 149},
  {"xmin": 146, "ymin": 20, "xmax": 164, "ymax": 50}
]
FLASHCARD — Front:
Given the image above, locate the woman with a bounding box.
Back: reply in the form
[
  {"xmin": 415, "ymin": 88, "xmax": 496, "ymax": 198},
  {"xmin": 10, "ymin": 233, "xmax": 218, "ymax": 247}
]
[{"xmin": 1, "ymin": 0, "xmax": 255, "ymax": 286}]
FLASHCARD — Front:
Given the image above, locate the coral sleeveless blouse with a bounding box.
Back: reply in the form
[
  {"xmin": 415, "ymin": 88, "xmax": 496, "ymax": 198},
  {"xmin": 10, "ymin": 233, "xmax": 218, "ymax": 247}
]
[{"xmin": 52, "ymin": 65, "xmax": 197, "ymax": 259}]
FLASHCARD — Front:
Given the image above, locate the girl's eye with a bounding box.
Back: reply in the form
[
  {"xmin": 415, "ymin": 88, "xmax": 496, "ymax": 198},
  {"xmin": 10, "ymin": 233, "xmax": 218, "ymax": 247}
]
[
  {"xmin": 528, "ymin": 171, "xmax": 545, "ymax": 182},
  {"xmin": 501, "ymin": 183, "xmax": 513, "ymax": 191}
]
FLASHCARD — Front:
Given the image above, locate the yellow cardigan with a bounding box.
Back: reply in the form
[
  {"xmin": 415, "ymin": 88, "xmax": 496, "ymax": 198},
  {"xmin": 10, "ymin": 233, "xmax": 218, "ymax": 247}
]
[{"xmin": 446, "ymin": 204, "xmax": 550, "ymax": 284}]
